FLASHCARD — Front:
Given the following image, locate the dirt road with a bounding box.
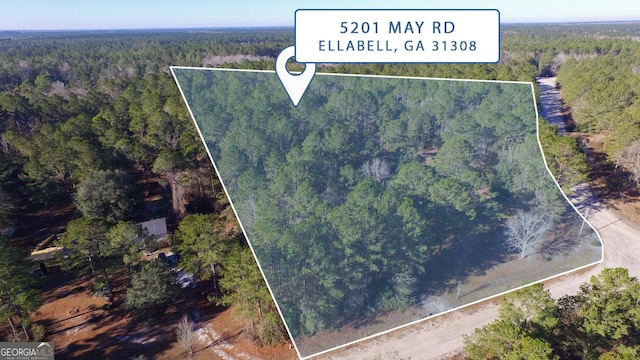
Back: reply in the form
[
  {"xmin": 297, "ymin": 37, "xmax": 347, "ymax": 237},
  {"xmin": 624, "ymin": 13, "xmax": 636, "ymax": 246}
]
[
  {"xmin": 537, "ymin": 77, "xmax": 567, "ymax": 133},
  {"xmin": 317, "ymin": 79, "xmax": 640, "ymax": 360}
]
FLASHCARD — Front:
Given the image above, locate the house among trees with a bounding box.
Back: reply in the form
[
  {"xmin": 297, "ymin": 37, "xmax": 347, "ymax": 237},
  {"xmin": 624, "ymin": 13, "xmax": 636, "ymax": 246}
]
[{"xmin": 140, "ymin": 217, "xmax": 168, "ymax": 244}]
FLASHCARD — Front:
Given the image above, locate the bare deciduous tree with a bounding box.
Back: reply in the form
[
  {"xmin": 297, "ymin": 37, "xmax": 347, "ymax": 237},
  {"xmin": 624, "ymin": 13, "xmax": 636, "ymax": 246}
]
[
  {"xmin": 360, "ymin": 158, "xmax": 391, "ymax": 182},
  {"xmin": 615, "ymin": 140, "xmax": 640, "ymax": 184},
  {"xmin": 176, "ymin": 314, "xmax": 196, "ymax": 356},
  {"xmin": 505, "ymin": 210, "xmax": 552, "ymax": 258}
]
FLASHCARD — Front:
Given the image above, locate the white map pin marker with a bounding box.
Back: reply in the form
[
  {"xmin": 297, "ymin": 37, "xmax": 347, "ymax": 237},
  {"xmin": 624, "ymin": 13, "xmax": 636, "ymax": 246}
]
[{"xmin": 275, "ymin": 46, "xmax": 316, "ymax": 107}]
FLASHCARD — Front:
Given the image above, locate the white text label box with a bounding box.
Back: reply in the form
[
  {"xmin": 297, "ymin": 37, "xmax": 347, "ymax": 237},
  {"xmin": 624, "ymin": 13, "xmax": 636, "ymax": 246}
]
[{"xmin": 295, "ymin": 9, "xmax": 500, "ymax": 63}]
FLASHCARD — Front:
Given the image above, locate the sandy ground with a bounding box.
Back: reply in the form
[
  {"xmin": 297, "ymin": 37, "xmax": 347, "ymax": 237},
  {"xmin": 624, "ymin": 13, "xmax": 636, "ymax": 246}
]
[
  {"xmin": 537, "ymin": 77, "xmax": 567, "ymax": 133},
  {"xmin": 315, "ymin": 78, "xmax": 640, "ymax": 360},
  {"xmin": 32, "ymin": 272, "xmax": 298, "ymax": 360}
]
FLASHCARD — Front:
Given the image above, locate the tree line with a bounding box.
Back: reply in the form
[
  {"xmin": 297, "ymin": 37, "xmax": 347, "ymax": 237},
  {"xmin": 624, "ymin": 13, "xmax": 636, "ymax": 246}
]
[
  {"xmin": 465, "ymin": 268, "xmax": 640, "ymax": 359},
  {"xmin": 0, "ymin": 30, "xmax": 293, "ymax": 346}
]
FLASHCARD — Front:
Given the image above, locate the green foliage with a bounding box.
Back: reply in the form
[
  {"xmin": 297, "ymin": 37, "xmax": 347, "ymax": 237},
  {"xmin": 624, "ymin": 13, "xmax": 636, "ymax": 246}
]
[
  {"xmin": 175, "ymin": 67, "xmax": 578, "ymax": 341},
  {"xmin": 389, "ymin": 161, "xmax": 435, "ymax": 198},
  {"xmin": 466, "ymin": 268, "xmax": 640, "ymax": 359},
  {"xmin": 175, "ymin": 213, "xmax": 235, "ymax": 282},
  {"xmin": 0, "ymin": 189, "xmax": 16, "ymax": 229},
  {"xmin": 499, "ymin": 283, "xmax": 558, "ymax": 334},
  {"xmin": 108, "ymin": 221, "xmax": 155, "ymax": 267},
  {"xmin": 217, "ymin": 245, "xmax": 286, "ymax": 345},
  {"xmin": 256, "ymin": 311, "xmax": 287, "ymax": 346},
  {"xmin": 465, "ymin": 320, "xmax": 557, "ymax": 360},
  {"xmin": 433, "ymin": 137, "xmax": 476, "ymax": 183},
  {"xmin": 558, "ymin": 52, "xmax": 640, "ymax": 137},
  {"xmin": 75, "ymin": 170, "xmax": 143, "ymax": 224},
  {"xmin": 379, "ymin": 269, "xmax": 417, "ymax": 311},
  {"xmin": 59, "ymin": 217, "xmax": 111, "ymax": 265},
  {"xmin": 0, "ymin": 236, "xmax": 41, "ymax": 328},
  {"xmin": 465, "ymin": 284, "xmax": 559, "ymax": 359},
  {"xmin": 89, "ymin": 279, "xmax": 110, "ymax": 298},
  {"xmin": 429, "ymin": 178, "xmax": 476, "ymax": 219},
  {"xmin": 538, "ymin": 118, "xmax": 589, "ymax": 191},
  {"xmin": 0, "ymin": 32, "xmax": 227, "ymax": 220},
  {"xmin": 553, "ymin": 34, "xmax": 640, "ymax": 189},
  {"xmin": 4, "ymin": 24, "xmax": 634, "ymax": 215},
  {"xmin": 599, "ymin": 345, "xmax": 640, "ymax": 360},
  {"xmin": 124, "ymin": 261, "xmax": 177, "ymax": 317},
  {"xmin": 58, "ymin": 217, "xmax": 114, "ymax": 295},
  {"xmin": 28, "ymin": 322, "xmax": 46, "ymax": 342},
  {"xmin": 496, "ymin": 134, "xmax": 547, "ymax": 196},
  {"xmin": 578, "ymin": 268, "xmax": 640, "ymax": 343},
  {"xmin": 173, "ymin": 211, "xmax": 284, "ymax": 343},
  {"xmin": 1, "ymin": 24, "xmax": 635, "ymax": 351}
]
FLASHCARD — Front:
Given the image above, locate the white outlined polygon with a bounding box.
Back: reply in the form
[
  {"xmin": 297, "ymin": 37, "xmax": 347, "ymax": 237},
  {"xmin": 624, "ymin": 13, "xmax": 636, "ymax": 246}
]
[{"xmin": 170, "ymin": 67, "xmax": 603, "ymax": 359}]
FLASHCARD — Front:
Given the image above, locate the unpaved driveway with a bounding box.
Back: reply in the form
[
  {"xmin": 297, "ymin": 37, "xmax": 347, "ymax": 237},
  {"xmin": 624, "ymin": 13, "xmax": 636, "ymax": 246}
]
[{"xmin": 537, "ymin": 77, "xmax": 567, "ymax": 133}]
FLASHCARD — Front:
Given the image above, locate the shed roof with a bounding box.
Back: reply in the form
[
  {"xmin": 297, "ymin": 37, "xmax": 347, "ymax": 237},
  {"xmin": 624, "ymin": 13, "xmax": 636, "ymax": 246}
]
[{"xmin": 140, "ymin": 218, "xmax": 168, "ymax": 237}]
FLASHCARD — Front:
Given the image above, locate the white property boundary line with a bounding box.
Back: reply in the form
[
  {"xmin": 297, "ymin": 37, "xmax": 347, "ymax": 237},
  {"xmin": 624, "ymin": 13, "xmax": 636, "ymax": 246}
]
[{"xmin": 169, "ymin": 66, "xmax": 604, "ymax": 360}]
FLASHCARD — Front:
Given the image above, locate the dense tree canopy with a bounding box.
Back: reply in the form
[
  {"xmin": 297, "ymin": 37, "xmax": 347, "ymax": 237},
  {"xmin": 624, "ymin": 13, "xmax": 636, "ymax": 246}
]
[
  {"xmin": 75, "ymin": 169, "xmax": 144, "ymax": 224},
  {"xmin": 124, "ymin": 261, "xmax": 178, "ymax": 317},
  {"xmin": 0, "ymin": 236, "xmax": 41, "ymax": 341},
  {"xmin": 217, "ymin": 245, "xmax": 286, "ymax": 345},
  {"xmin": 465, "ymin": 268, "xmax": 640, "ymax": 359},
  {"xmin": 174, "ymin": 67, "xmax": 591, "ymax": 345},
  {"xmin": 58, "ymin": 217, "xmax": 113, "ymax": 294},
  {"xmin": 174, "ymin": 213, "xmax": 236, "ymax": 293},
  {"xmin": 108, "ymin": 221, "xmax": 155, "ymax": 267}
]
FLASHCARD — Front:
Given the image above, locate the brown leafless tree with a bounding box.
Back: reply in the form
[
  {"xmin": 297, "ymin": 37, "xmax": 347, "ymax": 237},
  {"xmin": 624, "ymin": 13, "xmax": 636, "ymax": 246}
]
[
  {"xmin": 505, "ymin": 210, "xmax": 552, "ymax": 258},
  {"xmin": 615, "ymin": 140, "xmax": 640, "ymax": 184},
  {"xmin": 176, "ymin": 314, "xmax": 196, "ymax": 356}
]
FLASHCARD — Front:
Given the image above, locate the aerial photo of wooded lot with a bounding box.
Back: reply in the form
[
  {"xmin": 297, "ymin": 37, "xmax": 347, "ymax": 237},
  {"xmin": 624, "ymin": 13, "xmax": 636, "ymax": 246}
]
[
  {"xmin": 1, "ymin": 20, "xmax": 640, "ymax": 360},
  {"xmin": 173, "ymin": 68, "xmax": 600, "ymax": 357}
]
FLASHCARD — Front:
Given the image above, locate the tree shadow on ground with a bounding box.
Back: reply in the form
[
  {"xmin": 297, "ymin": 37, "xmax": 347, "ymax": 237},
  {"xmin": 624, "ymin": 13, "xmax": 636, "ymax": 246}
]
[
  {"xmin": 414, "ymin": 204, "xmax": 597, "ymax": 310},
  {"xmin": 541, "ymin": 235, "xmax": 579, "ymax": 260},
  {"xmin": 56, "ymin": 299, "xmax": 225, "ymax": 360},
  {"xmin": 415, "ymin": 224, "xmax": 510, "ymax": 300},
  {"xmin": 193, "ymin": 328, "xmax": 243, "ymax": 355},
  {"xmin": 45, "ymin": 264, "xmax": 226, "ymax": 360},
  {"xmin": 580, "ymin": 137, "xmax": 640, "ymax": 204},
  {"xmin": 39, "ymin": 270, "xmax": 86, "ymax": 304},
  {"xmin": 41, "ymin": 305, "xmax": 105, "ymax": 337},
  {"xmin": 332, "ymin": 215, "xmax": 511, "ymax": 333},
  {"xmin": 541, "ymin": 217, "xmax": 587, "ymax": 260},
  {"xmin": 339, "ymin": 312, "xmax": 384, "ymax": 332}
]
